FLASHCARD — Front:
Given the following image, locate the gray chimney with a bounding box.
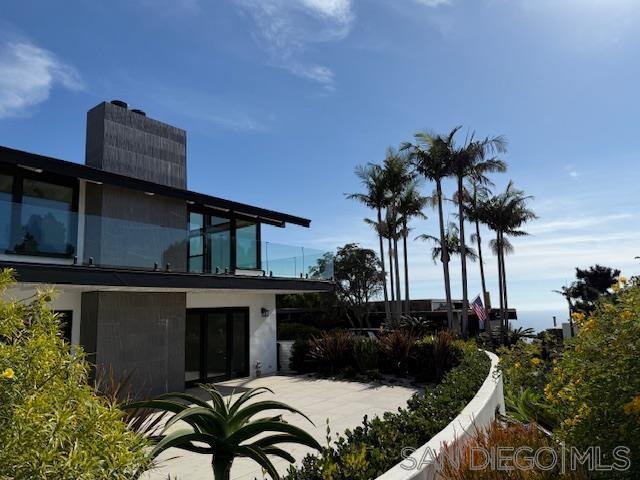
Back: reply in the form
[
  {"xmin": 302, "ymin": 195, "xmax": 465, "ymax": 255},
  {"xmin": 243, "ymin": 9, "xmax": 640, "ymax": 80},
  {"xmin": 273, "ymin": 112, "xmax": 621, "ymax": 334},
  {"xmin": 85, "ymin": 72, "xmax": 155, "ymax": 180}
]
[{"xmin": 85, "ymin": 101, "xmax": 187, "ymax": 189}]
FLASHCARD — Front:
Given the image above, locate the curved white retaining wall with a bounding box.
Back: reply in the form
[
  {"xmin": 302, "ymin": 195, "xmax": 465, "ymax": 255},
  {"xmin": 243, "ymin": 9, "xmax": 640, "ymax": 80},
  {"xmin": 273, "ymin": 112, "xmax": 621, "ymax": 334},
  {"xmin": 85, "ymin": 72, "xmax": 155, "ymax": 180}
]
[{"xmin": 376, "ymin": 350, "xmax": 504, "ymax": 480}]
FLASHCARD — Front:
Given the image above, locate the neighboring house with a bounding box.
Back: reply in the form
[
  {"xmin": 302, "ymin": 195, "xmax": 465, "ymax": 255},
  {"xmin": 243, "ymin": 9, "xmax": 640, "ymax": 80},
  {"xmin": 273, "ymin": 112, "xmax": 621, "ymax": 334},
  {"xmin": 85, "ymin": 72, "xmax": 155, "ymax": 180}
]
[
  {"xmin": 0, "ymin": 100, "xmax": 333, "ymax": 395},
  {"xmin": 278, "ymin": 297, "xmax": 517, "ymax": 335}
]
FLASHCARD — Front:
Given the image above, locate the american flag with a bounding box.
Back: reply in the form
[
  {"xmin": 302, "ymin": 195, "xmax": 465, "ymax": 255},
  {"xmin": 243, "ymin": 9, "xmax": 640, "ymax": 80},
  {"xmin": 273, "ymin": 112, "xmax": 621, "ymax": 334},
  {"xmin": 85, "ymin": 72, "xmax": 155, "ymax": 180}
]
[{"xmin": 471, "ymin": 295, "xmax": 487, "ymax": 330}]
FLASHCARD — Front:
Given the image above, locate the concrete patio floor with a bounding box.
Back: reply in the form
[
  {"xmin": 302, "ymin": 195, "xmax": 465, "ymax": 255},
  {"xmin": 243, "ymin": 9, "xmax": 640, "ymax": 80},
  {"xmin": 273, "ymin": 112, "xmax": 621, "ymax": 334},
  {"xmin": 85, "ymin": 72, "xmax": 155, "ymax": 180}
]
[{"xmin": 143, "ymin": 374, "xmax": 419, "ymax": 480}]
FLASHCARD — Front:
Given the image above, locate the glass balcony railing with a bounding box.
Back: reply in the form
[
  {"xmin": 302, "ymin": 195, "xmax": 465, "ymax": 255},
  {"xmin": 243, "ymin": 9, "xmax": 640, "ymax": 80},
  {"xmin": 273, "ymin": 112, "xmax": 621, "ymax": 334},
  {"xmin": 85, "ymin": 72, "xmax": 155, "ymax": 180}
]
[
  {"xmin": 260, "ymin": 241, "xmax": 333, "ymax": 280},
  {"xmin": 0, "ymin": 199, "xmax": 333, "ymax": 281}
]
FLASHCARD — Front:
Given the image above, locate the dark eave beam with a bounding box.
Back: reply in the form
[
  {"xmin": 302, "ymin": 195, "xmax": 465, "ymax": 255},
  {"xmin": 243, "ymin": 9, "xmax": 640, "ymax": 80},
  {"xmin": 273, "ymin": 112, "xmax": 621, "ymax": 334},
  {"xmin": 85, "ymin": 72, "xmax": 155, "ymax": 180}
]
[{"xmin": 0, "ymin": 146, "xmax": 310, "ymax": 228}]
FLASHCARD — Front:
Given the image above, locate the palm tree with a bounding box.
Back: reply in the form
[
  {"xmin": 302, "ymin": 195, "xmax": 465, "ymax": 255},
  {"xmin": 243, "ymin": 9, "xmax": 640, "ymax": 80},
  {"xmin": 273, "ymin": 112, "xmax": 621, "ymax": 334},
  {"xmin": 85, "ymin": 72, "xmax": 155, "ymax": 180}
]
[
  {"xmin": 461, "ymin": 180, "xmax": 492, "ymax": 311},
  {"xmin": 416, "ymin": 221, "xmax": 478, "ymax": 265},
  {"xmin": 381, "ymin": 148, "xmax": 414, "ymax": 321},
  {"xmin": 346, "ymin": 163, "xmax": 391, "ymax": 320},
  {"xmin": 397, "ymin": 181, "xmax": 429, "ymax": 316},
  {"xmin": 447, "ymin": 128, "xmax": 507, "ymax": 337},
  {"xmin": 481, "ymin": 181, "xmax": 536, "ymax": 343},
  {"xmin": 401, "ymin": 132, "xmax": 455, "ymax": 330},
  {"xmin": 124, "ymin": 385, "xmax": 321, "ymax": 480}
]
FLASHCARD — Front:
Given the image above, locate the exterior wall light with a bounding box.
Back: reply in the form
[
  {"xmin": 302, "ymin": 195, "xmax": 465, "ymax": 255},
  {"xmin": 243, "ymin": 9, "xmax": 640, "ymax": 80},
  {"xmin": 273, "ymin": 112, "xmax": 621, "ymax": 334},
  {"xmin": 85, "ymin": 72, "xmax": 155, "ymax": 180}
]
[{"xmin": 261, "ymin": 308, "xmax": 271, "ymax": 318}]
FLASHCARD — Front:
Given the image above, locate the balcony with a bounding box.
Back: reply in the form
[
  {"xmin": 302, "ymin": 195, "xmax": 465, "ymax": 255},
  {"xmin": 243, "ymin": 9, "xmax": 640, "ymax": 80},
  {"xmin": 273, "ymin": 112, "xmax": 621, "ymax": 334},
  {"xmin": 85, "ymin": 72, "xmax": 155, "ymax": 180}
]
[{"xmin": 0, "ymin": 199, "xmax": 333, "ymax": 281}]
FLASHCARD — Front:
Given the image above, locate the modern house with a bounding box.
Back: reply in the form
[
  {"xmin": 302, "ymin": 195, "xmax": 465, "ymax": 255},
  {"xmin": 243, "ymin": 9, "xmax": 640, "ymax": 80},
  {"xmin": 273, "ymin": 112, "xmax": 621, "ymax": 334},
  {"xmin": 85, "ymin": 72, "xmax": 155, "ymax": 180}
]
[{"xmin": 0, "ymin": 100, "xmax": 333, "ymax": 395}]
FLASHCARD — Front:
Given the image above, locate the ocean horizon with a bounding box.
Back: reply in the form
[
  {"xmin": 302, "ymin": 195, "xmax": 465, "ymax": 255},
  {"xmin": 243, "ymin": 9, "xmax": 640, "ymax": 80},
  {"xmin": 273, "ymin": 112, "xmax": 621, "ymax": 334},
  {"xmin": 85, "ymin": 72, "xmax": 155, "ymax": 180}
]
[{"xmin": 514, "ymin": 309, "xmax": 570, "ymax": 333}]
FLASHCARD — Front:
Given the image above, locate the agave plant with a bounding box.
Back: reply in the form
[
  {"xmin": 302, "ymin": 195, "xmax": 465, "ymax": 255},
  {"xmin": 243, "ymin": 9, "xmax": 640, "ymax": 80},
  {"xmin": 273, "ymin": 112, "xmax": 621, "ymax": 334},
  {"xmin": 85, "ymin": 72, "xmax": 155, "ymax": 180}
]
[{"xmin": 124, "ymin": 385, "xmax": 321, "ymax": 480}]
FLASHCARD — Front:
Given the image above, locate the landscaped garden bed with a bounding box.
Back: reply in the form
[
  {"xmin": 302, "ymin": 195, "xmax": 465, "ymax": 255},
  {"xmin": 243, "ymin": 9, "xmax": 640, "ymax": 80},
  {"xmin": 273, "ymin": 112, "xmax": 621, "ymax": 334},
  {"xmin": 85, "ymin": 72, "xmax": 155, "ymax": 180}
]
[{"xmin": 285, "ymin": 338, "xmax": 492, "ymax": 480}]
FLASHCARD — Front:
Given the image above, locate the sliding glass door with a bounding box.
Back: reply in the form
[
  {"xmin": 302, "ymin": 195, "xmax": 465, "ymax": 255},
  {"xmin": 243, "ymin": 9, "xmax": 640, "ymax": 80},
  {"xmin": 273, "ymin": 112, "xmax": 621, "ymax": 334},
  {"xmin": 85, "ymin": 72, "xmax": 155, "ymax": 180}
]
[{"xmin": 184, "ymin": 308, "xmax": 249, "ymax": 386}]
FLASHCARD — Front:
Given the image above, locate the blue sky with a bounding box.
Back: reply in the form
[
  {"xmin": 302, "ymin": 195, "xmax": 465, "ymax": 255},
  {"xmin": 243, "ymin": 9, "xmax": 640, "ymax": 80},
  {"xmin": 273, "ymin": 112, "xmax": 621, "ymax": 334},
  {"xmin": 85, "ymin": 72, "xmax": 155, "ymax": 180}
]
[{"xmin": 1, "ymin": 0, "xmax": 639, "ymax": 328}]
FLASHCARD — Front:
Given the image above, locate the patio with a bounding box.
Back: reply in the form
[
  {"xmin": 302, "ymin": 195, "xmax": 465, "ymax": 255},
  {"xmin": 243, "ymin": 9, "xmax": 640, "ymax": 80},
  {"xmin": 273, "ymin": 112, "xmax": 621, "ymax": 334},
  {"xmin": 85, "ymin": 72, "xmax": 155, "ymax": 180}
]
[{"xmin": 143, "ymin": 374, "xmax": 419, "ymax": 480}]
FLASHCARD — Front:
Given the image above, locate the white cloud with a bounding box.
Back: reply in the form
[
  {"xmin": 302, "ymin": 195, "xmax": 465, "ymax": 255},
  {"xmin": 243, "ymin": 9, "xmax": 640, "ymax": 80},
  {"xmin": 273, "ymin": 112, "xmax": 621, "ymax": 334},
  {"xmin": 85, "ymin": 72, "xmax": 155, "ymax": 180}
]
[
  {"xmin": 414, "ymin": 0, "xmax": 452, "ymax": 7},
  {"xmin": 0, "ymin": 41, "xmax": 83, "ymax": 119},
  {"xmin": 527, "ymin": 213, "xmax": 633, "ymax": 235},
  {"xmin": 286, "ymin": 63, "xmax": 335, "ymax": 88},
  {"xmin": 300, "ymin": 0, "xmax": 353, "ymax": 21},
  {"xmin": 235, "ymin": 0, "xmax": 353, "ymax": 89}
]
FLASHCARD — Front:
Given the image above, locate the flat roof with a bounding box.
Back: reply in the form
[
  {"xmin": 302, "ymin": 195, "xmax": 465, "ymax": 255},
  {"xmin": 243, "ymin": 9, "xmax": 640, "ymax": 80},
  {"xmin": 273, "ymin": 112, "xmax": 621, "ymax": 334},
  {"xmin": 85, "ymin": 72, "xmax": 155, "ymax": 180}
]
[{"xmin": 0, "ymin": 145, "xmax": 311, "ymax": 228}]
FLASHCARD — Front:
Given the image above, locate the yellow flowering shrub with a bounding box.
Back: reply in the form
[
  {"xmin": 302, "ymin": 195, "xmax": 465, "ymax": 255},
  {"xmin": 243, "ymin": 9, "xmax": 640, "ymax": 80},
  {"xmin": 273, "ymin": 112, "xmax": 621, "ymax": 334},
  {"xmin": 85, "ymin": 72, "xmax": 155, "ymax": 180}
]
[
  {"xmin": 545, "ymin": 278, "xmax": 640, "ymax": 478},
  {"xmin": 0, "ymin": 269, "xmax": 150, "ymax": 480},
  {"xmin": 499, "ymin": 341, "xmax": 550, "ymax": 396}
]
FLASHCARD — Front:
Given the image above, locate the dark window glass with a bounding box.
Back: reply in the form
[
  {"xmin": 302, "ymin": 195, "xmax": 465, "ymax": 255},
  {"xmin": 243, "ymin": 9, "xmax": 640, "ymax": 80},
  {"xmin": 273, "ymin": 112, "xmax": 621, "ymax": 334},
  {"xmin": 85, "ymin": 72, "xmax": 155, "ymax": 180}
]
[
  {"xmin": 236, "ymin": 220, "xmax": 257, "ymax": 269},
  {"xmin": 0, "ymin": 174, "xmax": 12, "ymax": 250},
  {"xmin": 188, "ymin": 212, "xmax": 204, "ymax": 273},
  {"xmin": 208, "ymin": 216, "xmax": 231, "ymax": 272},
  {"xmin": 55, "ymin": 310, "xmax": 73, "ymax": 343},
  {"xmin": 185, "ymin": 313, "xmax": 201, "ymax": 383},
  {"xmin": 230, "ymin": 311, "xmax": 248, "ymax": 377},
  {"xmin": 189, "ymin": 212, "xmax": 203, "ymax": 233},
  {"xmin": 17, "ymin": 179, "xmax": 75, "ymax": 255},
  {"xmin": 206, "ymin": 312, "xmax": 227, "ymax": 379}
]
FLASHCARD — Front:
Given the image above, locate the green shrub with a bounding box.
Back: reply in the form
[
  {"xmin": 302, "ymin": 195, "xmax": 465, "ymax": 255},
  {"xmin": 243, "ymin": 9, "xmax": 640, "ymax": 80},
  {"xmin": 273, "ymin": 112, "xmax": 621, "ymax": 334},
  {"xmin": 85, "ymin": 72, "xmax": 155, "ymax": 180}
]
[
  {"xmin": 411, "ymin": 331, "xmax": 462, "ymax": 383},
  {"xmin": 545, "ymin": 278, "xmax": 640, "ymax": 479},
  {"xmin": 278, "ymin": 322, "xmax": 322, "ymax": 341},
  {"xmin": 308, "ymin": 330, "xmax": 356, "ymax": 375},
  {"xmin": 353, "ymin": 337, "xmax": 378, "ymax": 373},
  {"xmin": 286, "ymin": 344, "xmax": 491, "ymax": 480},
  {"xmin": 0, "ymin": 269, "xmax": 150, "ymax": 480},
  {"xmin": 377, "ymin": 329, "xmax": 417, "ymax": 376},
  {"xmin": 290, "ymin": 338, "xmax": 314, "ymax": 373}
]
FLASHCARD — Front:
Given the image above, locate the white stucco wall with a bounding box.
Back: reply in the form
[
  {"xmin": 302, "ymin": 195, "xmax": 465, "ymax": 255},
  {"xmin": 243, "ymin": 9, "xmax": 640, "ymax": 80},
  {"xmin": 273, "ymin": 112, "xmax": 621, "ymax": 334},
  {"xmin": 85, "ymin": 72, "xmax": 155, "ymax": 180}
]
[
  {"xmin": 376, "ymin": 350, "xmax": 504, "ymax": 480},
  {"xmin": 187, "ymin": 291, "xmax": 277, "ymax": 377},
  {"xmin": 4, "ymin": 286, "xmax": 83, "ymax": 345},
  {"xmin": 4, "ymin": 285, "xmax": 278, "ymax": 380}
]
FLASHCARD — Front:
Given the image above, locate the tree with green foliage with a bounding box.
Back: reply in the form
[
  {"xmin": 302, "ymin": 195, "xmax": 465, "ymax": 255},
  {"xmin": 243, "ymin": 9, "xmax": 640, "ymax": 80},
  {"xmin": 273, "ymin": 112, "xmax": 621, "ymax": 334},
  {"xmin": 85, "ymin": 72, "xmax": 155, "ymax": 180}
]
[
  {"xmin": 397, "ymin": 179, "xmax": 429, "ymax": 317},
  {"xmin": 545, "ymin": 277, "xmax": 640, "ymax": 479},
  {"xmin": 346, "ymin": 163, "xmax": 392, "ymax": 321},
  {"xmin": 480, "ymin": 181, "xmax": 536, "ymax": 344},
  {"xmin": 416, "ymin": 221, "xmax": 478, "ymax": 265},
  {"xmin": 332, "ymin": 243, "xmax": 385, "ymax": 328},
  {"xmin": 567, "ymin": 264, "xmax": 620, "ymax": 314},
  {"xmin": 126, "ymin": 385, "xmax": 321, "ymax": 480},
  {"xmin": 444, "ymin": 126, "xmax": 507, "ymax": 337},
  {"xmin": 401, "ymin": 131, "xmax": 455, "ymax": 329},
  {"xmin": 0, "ymin": 269, "xmax": 150, "ymax": 479},
  {"xmin": 461, "ymin": 179, "xmax": 492, "ymax": 310}
]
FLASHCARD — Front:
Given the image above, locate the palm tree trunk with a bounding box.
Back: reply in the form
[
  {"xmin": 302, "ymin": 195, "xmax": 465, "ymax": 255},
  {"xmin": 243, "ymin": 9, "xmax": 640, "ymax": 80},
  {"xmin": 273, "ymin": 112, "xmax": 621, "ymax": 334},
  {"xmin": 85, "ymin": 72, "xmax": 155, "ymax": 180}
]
[
  {"xmin": 212, "ymin": 455, "xmax": 233, "ymax": 480},
  {"xmin": 393, "ymin": 235, "xmax": 402, "ymax": 321},
  {"xmin": 475, "ymin": 219, "xmax": 488, "ymax": 310},
  {"xmin": 457, "ymin": 176, "xmax": 469, "ymax": 338},
  {"xmin": 377, "ymin": 209, "xmax": 391, "ymax": 321},
  {"xmin": 436, "ymin": 180, "xmax": 454, "ymax": 330},
  {"xmin": 500, "ymin": 233, "xmax": 509, "ymax": 336},
  {"xmin": 402, "ymin": 221, "xmax": 410, "ymax": 317},
  {"xmin": 388, "ymin": 236, "xmax": 395, "ymax": 303},
  {"xmin": 496, "ymin": 232, "xmax": 505, "ymax": 345}
]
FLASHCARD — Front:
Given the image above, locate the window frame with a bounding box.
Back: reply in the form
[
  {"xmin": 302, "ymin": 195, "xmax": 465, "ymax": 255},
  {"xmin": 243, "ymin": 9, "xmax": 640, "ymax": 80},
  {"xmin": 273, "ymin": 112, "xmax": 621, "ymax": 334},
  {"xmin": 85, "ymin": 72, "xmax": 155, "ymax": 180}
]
[
  {"xmin": 0, "ymin": 164, "xmax": 79, "ymax": 258},
  {"xmin": 187, "ymin": 206, "xmax": 261, "ymax": 274}
]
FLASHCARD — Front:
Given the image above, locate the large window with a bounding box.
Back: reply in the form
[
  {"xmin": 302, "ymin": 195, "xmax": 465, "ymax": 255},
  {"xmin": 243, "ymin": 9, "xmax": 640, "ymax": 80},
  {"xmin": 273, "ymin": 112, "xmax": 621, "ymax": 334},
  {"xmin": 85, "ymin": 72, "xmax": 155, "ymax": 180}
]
[
  {"xmin": 0, "ymin": 169, "xmax": 77, "ymax": 257},
  {"xmin": 208, "ymin": 216, "xmax": 231, "ymax": 273},
  {"xmin": 236, "ymin": 220, "xmax": 258, "ymax": 269},
  {"xmin": 0, "ymin": 174, "xmax": 12, "ymax": 250},
  {"xmin": 17, "ymin": 179, "xmax": 75, "ymax": 255},
  {"xmin": 188, "ymin": 212, "xmax": 205, "ymax": 273},
  {"xmin": 187, "ymin": 210, "xmax": 259, "ymax": 274}
]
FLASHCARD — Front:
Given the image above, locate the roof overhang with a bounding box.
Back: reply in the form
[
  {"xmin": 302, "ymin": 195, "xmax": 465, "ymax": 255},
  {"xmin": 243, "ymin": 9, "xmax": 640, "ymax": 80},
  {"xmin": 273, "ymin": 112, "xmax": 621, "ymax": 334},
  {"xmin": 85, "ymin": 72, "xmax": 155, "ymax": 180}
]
[
  {"xmin": 1, "ymin": 261, "xmax": 334, "ymax": 293},
  {"xmin": 0, "ymin": 146, "xmax": 311, "ymax": 228}
]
